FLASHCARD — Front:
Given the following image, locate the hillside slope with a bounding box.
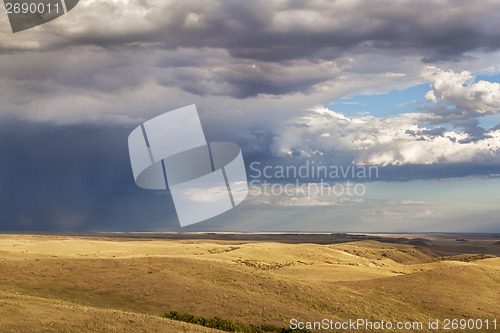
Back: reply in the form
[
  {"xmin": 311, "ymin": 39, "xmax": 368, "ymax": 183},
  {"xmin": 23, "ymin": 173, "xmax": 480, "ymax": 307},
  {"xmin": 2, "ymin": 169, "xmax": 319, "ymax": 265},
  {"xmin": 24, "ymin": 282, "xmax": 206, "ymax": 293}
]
[{"xmin": 0, "ymin": 234, "xmax": 498, "ymax": 332}]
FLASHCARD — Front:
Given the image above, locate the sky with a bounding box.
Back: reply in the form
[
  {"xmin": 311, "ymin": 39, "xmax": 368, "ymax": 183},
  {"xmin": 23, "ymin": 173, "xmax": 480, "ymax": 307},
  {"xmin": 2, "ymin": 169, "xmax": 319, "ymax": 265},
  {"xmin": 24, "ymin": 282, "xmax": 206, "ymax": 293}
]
[{"xmin": 1, "ymin": 0, "xmax": 500, "ymax": 232}]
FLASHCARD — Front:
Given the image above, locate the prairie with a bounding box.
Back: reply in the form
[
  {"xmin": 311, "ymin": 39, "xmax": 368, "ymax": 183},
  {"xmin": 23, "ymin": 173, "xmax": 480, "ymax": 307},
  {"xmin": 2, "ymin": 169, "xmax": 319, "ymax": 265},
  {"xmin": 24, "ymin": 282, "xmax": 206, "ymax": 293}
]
[{"xmin": 0, "ymin": 233, "xmax": 498, "ymax": 332}]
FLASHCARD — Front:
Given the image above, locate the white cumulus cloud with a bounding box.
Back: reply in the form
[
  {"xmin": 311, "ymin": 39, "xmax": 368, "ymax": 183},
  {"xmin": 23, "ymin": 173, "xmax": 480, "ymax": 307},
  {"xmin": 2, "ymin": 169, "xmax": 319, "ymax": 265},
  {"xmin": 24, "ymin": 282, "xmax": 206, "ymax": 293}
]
[
  {"xmin": 271, "ymin": 105, "xmax": 500, "ymax": 166},
  {"xmin": 425, "ymin": 66, "xmax": 500, "ymax": 116}
]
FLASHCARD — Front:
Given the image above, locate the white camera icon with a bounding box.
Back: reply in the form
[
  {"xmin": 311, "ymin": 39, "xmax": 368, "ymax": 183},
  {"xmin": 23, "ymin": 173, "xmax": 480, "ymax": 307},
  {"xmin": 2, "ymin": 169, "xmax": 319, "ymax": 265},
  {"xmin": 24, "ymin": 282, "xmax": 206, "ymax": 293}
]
[{"xmin": 128, "ymin": 105, "xmax": 248, "ymax": 227}]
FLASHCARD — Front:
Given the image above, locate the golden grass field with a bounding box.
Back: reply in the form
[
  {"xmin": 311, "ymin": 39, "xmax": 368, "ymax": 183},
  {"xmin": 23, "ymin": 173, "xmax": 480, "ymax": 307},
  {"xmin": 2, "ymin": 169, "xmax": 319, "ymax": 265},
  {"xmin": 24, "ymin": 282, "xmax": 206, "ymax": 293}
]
[{"xmin": 0, "ymin": 233, "xmax": 498, "ymax": 332}]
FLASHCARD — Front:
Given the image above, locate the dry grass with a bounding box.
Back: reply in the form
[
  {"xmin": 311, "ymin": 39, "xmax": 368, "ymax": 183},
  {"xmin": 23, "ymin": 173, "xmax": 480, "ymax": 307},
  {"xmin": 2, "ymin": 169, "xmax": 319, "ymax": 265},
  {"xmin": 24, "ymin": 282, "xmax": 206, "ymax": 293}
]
[
  {"xmin": 0, "ymin": 290, "xmax": 222, "ymax": 332},
  {"xmin": 0, "ymin": 234, "xmax": 498, "ymax": 332}
]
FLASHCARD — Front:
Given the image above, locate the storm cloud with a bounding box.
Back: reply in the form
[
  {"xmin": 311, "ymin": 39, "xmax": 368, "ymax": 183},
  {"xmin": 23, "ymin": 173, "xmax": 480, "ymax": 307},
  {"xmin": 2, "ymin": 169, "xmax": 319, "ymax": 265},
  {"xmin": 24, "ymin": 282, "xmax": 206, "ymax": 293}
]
[
  {"xmin": 0, "ymin": 119, "xmax": 182, "ymax": 231},
  {"xmin": 2, "ymin": 0, "xmax": 500, "ymax": 103},
  {"xmin": 4, "ymin": 0, "xmax": 500, "ymax": 61},
  {"xmin": 1, "ymin": 1, "xmax": 500, "ymax": 231}
]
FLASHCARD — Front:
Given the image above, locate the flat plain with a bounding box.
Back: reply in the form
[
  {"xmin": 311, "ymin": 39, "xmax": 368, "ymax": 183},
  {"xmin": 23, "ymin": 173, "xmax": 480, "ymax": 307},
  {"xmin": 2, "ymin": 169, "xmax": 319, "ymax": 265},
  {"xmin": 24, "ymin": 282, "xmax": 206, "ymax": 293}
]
[{"xmin": 0, "ymin": 233, "xmax": 498, "ymax": 332}]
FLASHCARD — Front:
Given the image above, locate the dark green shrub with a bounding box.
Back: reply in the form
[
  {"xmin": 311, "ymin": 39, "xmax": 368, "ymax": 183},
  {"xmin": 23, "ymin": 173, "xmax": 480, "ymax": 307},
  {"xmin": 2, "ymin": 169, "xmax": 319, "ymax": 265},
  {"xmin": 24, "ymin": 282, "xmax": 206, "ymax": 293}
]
[{"xmin": 161, "ymin": 311, "xmax": 311, "ymax": 333}]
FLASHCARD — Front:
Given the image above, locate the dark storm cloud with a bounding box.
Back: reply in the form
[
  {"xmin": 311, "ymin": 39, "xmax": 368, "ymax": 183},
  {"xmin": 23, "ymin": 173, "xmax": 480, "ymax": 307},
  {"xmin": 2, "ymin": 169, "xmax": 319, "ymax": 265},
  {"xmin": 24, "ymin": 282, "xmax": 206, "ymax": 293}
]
[
  {"xmin": 2, "ymin": 0, "xmax": 500, "ymax": 100},
  {"xmin": 14, "ymin": 0, "xmax": 500, "ymax": 62},
  {"xmin": 0, "ymin": 119, "xmax": 182, "ymax": 231},
  {"xmin": 2, "ymin": 0, "xmax": 500, "ymax": 108},
  {"xmin": 0, "ymin": 46, "xmax": 339, "ymax": 103},
  {"xmin": 156, "ymin": 59, "xmax": 340, "ymax": 98}
]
